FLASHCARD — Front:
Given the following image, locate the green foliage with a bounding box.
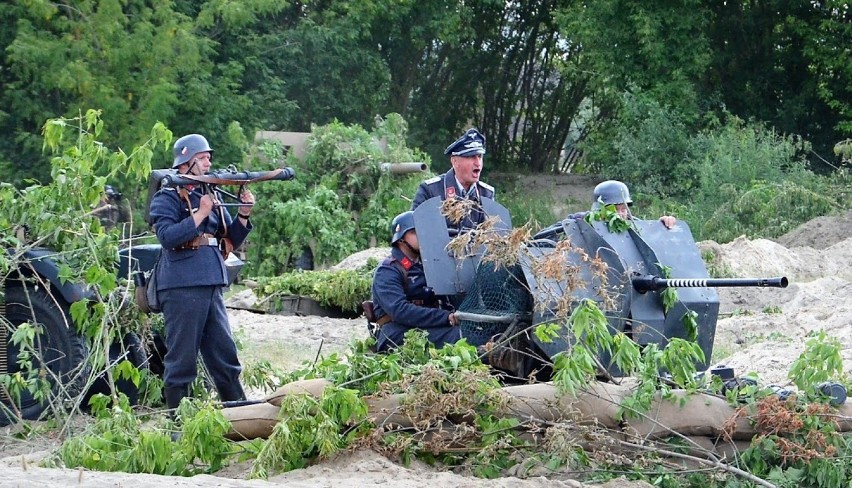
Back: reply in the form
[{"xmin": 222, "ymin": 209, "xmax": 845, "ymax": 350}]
[
  {"xmin": 586, "ymin": 204, "xmax": 631, "ymax": 233},
  {"xmin": 56, "ymin": 394, "xmax": 235, "ymax": 476},
  {"xmin": 0, "ymin": 111, "xmax": 169, "ymax": 419},
  {"xmin": 585, "ymin": 92, "xmax": 700, "ymax": 200},
  {"xmin": 248, "ymin": 115, "xmax": 426, "ymax": 275},
  {"xmin": 1, "ymin": 322, "xmax": 52, "ymax": 407},
  {"xmin": 255, "ymin": 267, "xmax": 374, "ymax": 313},
  {"xmin": 637, "ymin": 115, "xmax": 850, "ymax": 243},
  {"xmin": 787, "ymin": 331, "xmax": 845, "ymax": 395},
  {"xmin": 0, "ymin": 0, "xmax": 289, "ymax": 187},
  {"xmin": 251, "ymin": 386, "xmax": 368, "ymax": 478}
]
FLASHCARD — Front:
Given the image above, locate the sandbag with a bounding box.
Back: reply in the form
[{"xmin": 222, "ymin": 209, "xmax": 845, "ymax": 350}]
[
  {"xmin": 265, "ymin": 378, "xmax": 332, "ymax": 406},
  {"xmin": 222, "ymin": 402, "xmax": 281, "ymax": 440},
  {"xmin": 501, "ymin": 382, "xmax": 759, "ymax": 440},
  {"xmin": 365, "ymin": 394, "xmax": 413, "ymax": 429}
]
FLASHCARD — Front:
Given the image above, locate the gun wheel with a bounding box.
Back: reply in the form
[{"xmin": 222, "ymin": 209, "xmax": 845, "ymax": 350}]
[{"xmin": 1, "ymin": 285, "xmax": 87, "ymax": 426}]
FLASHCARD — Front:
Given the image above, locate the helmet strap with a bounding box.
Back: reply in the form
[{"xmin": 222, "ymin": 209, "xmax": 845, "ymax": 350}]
[
  {"xmin": 185, "ymin": 159, "xmax": 198, "ymax": 175},
  {"xmin": 397, "ymin": 239, "xmax": 420, "ymax": 260}
]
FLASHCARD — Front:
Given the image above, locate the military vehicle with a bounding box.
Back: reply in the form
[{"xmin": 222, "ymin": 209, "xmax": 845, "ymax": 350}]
[
  {"xmin": 0, "ymin": 167, "xmax": 294, "ymax": 426},
  {"xmin": 412, "ymin": 196, "xmax": 788, "ymax": 380}
]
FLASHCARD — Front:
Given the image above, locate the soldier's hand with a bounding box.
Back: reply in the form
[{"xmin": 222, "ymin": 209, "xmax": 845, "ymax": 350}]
[
  {"xmin": 239, "ymin": 187, "xmax": 255, "ymax": 216},
  {"xmin": 660, "ymin": 215, "xmax": 676, "ymax": 229},
  {"xmin": 198, "ymin": 194, "xmax": 214, "ymax": 217},
  {"xmin": 448, "ymin": 312, "xmax": 459, "ymax": 326}
]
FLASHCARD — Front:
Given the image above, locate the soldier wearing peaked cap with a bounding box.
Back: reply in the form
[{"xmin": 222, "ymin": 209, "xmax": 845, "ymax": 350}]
[{"xmin": 412, "ymin": 128, "xmax": 495, "ymax": 233}]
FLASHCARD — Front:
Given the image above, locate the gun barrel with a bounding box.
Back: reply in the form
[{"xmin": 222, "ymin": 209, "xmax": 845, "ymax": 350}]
[
  {"xmin": 633, "ymin": 275, "xmax": 788, "ymax": 293},
  {"xmin": 380, "ymin": 162, "xmax": 427, "ymax": 174}
]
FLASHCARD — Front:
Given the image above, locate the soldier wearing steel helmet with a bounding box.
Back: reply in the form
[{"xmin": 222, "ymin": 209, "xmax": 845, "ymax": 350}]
[
  {"xmin": 411, "ymin": 128, "xmax": 495, "ymax": 234},
  {"xmin": 148, "ymin": 134, "xmax": 257, "ymax": 413},
  {"xmin": 370, "ymin": 211, "xmax": 459, "ymax": 352},
  {"xmin": 534, "ymin": 180, "xmax": 676, "ymax": 240}
]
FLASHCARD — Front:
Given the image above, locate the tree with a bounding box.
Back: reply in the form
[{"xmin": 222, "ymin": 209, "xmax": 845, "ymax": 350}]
[
  {"xmin": 0, "ymin": 0, "xmax": 285, "ymax": 185},
  {"xmin": 708, "ymin": 0, "xmax": 849, "ymax": 169}
]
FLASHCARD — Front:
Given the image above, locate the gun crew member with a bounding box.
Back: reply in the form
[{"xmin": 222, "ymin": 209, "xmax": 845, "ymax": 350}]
[
  {"xmin": 535, "ymin": 180, "xmax": 676, "ymax": 240},
  {"xmin": 411, "ymin": 128, "xmax": 495, "ymax": 233},
  {"xmin": 148, "ymin": 133, "xmax": 256, "ymax": 413},
  {"xmin": 371, "ymin": 211, "xmax": 460, "ymax": 352}
]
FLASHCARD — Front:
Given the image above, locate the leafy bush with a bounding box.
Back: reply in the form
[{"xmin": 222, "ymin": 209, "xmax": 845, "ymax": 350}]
[
  {"xmin": 247, "ymin": 114, "xmax": 425, "ymax": 275},
  {"xmin": 0, "ymin": 110, "xmax": 168, "ymax": 422},
  {"xmin": 634, "ymin": 115, "xmax": 850, "ymax": 242},
  {"xmin": 583, "ymin": 91, "xmax": 699, "ymax": 200},
  {"xmin": 255, "ymin": 265, "xmax": 375, "ymax": 313}
]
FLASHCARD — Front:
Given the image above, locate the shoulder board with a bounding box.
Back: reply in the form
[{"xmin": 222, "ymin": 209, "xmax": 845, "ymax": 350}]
[
  {"xmin": 162, "ymin": 187, "xmax": 177, "ymax": 192},
  {"xmin": 424, "ymin": 176, "xmax": 441, "ymax": 184},
  {"xmin": 478, "ymin": 181, "xmax": 495, "ymax": 192}
]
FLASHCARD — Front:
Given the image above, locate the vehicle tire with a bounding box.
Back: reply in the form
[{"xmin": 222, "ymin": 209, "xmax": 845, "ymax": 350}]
[{"xmin": 1, "ymin": 285, "xmax": 88, "ymax": 426}]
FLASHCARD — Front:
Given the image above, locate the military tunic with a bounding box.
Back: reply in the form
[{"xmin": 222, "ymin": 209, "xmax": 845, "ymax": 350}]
[
  {"xmin": 411, "ymin": 168, "xmax": 495, "ymax": 233},
  {"xmin": 371, "ymin": 247, "xmax": 459, "ymax": 351},
  {"xmin": 149, "ymin": 184, "xmax": 251, "ymax": 396}
]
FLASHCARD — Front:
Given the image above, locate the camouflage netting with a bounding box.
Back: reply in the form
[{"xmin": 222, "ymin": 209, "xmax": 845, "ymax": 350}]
[{"xmin": 458, "ymin": 261, "xmax": 532, "ymax": 346}]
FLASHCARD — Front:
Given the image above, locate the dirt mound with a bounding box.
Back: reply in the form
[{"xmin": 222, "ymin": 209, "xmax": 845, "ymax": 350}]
[
  {"xmin": 329, "ymin": 247, "xmax": 390, "ymax": 271},
  {"xmin": 773, "ymin": 209, "xmax": 852, "ymax": 250},
  {"xmin": 704, "ymin": 212, "xmax": 852, "ymax": 386}
]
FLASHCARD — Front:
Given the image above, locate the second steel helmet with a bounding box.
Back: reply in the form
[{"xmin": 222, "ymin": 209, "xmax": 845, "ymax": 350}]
[
  {"xmin": 591, "ymin": 180, "xmax": 632, "ymax": 210},
  {"xmin": 390, "ymin": 211, "xmax": 416, "ymax": 244},
  {"xmin": 172, "ymin": 134, "xmax": 214, "ymax": 168}
]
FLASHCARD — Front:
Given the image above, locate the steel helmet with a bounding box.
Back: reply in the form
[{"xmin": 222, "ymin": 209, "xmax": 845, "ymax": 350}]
[
  {"xmin": 390, "ymin": 211, "xmax": 416, "ymax": 244},
  {"xmin": 172, "ymin": 134, "xmax": 214, "ymax": 168},
  {"xmin": 591, "ymin": 180, "xmax": 632, "ymax": 210}
]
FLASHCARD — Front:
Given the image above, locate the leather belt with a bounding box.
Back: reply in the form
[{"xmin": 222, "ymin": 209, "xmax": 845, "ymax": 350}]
[
  {"xmin": 374, "ymin": 300, "xmax": 434, "ymax": 328},
  {"xmin": 174, "ymin": 233, "xmax": 218, "ymax": 251}
]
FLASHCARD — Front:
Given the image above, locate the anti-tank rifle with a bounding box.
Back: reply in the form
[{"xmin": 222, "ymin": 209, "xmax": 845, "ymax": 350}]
[{"xmin": 144, "ymin": 167, "xmax": 295, "ymax": 225}]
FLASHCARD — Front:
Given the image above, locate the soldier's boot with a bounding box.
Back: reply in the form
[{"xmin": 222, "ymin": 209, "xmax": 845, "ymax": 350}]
[
  {"xmin": 164, "ymin": 385, "xmax": 190, "ymax": 442},
  {"xmin": 164, "ymin": 385, "xmax": 190, "ymax": 412},
  {"xmin": 216, "ymin": 381, "xmax": 247, "ymax": 403}
]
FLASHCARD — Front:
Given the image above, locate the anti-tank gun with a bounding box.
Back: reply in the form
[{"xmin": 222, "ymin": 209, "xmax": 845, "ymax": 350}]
[{"xmin": 412, "ymin": 196, "xmax": 788, "ymax": 380}]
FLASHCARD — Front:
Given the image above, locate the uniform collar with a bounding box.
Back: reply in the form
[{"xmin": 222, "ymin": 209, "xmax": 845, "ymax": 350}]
[{"xmin": 444, "ymin": 169, "xmax": 478, "ymax": 199}]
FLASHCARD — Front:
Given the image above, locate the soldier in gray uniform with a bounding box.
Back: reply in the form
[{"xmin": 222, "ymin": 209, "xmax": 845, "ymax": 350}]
[
  {"xmin": 534, "ymin": 180, "xmax": 676, "ymax": 240},
  {"xmin": 411, "ymin": 128, "xmax": 495, "ymax": 234},
  {"xmin": 148, "ymin": 134, "xmax": 256, "ymax": 412}
]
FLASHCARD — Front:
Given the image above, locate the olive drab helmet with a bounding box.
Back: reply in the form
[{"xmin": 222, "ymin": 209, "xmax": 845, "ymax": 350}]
[
  {"xmin": 390, "ymin": 211, "xmax": 416, "ymax": 244},
  {"xmin": 172, "ymin": 134, "xmax": 214, "ymax": 168},
  {"xmin": 591, "ymin": 180, "xmax": 632, "ymax": 210}
]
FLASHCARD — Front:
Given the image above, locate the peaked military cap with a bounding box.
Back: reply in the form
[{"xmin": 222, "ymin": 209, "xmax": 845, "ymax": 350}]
[{"xmin": 444, "ymin": 128, "xmax": 486, "ymax": 157}]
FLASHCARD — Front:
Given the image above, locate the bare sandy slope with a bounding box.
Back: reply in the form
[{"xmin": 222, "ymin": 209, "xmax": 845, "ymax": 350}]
[{"xmin": 3, "ymin": 199, "xmax": 852, "ymax": 487}]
